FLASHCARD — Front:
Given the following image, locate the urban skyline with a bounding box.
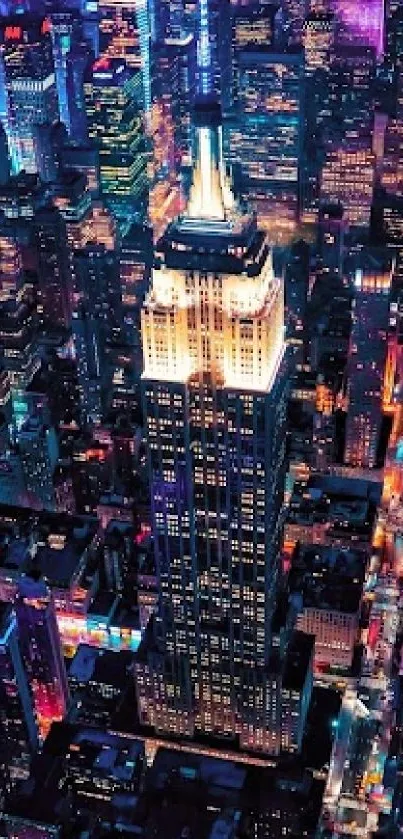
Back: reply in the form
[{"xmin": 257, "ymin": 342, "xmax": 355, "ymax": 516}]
[{"xmin": 0, "ymin": 0, "xmax": 402, "ymax": 838}]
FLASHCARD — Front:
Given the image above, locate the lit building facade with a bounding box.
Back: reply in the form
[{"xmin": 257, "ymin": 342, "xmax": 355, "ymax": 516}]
[
  {"xmin": 15, "ymin": 578, "xmax": 70, "ymax": 740},
  {"xmin": 345, "ymin": 263, "xmax": 392, "ymax": 469},
  {"xmin": 135, "ymin": 96, "xmax": 313, "ymax": 756},
  {"xmin": 296, "ymin": 605, "xmax": 359, "ymax": 671},
  {"xmin": 320, "ymin": 144, "xmax": 375, "ymax": 227},
  {"xmin": 230, "ymin": 50, "xmax": 303, "ymax": 242},
  {"xmin": 1, "ymin": 17, "xmax": 59, "ymax": 174},
  {"xmin": 303, "ymin": 12, "xmax": 335, "ymax": 73},
  {"xmin": 18, "ymin": 416, "xmax": 58, "ymax": 511},
  {"xmin": 332, "ymin": 0, "xmax": 385, "ymax": 57},
  {"xmin": 0, "ymin": 601, "xmax": 38, "ymax": 789},
  {"xmin": 84, "ymin": 57, "xmax": 148, "ymax": 227}
]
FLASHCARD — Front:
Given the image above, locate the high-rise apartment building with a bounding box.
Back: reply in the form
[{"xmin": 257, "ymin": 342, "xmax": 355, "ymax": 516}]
[
  {"xmin": 15, "ymin": 578, "xmax": 69, "ymax": 740},
  {"xmin": 0, "ymin": 224, "xmax": 40, "ymax": 392},
  {"xmin": 1, "ymin": 17, "xmax": 59, "ymax": 173},
  {"xmin": 0, "ymin": 601, "xmax": 38, "ymax": 791},
  {"xmin": 135, "ymin": 96, "xmax": 312, "ymax": 755}
]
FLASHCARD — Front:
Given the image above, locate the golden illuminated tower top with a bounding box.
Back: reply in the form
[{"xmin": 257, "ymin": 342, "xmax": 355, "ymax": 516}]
[{"xmin": 142, "ymin": 96, "xmax": 285, "ymax": 392}]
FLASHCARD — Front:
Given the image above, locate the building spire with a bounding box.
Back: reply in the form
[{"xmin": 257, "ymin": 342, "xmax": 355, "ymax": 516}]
[{"xmin": 187, "ymin": 96, "xmax": 235, "ymax": 221}]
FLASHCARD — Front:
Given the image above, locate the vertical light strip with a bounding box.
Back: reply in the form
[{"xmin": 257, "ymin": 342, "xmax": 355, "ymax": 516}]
[{"xmin": 197, "ymin": 0, "xmax": 212, "ymax": 95}]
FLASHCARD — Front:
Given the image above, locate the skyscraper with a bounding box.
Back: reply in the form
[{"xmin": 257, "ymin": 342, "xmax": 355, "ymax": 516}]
[
  {"xmin": 18, "ymin": 416, "xmax": 59, "ymax": 511},
  {"xmin": 84, "ymin": 56, "xmax": 148, "ymax": 228},
  {"xmin": 344, "ymin": 256, "xmax": 392, "ymax": 469},
  {"xmin": 1, "ymin": 17, "xmax": 59, "ymax": 174},
  {"xmin": 0, "ymin": 601, "xmax": 38, "ymax": 791},
  {"xmin": 135, "ymin": 96, "xmax": 312, "ymax": 755},
  {"xmin": 15, "ymin": 578, "xmax": 69, "ymax": 740},
  {"xmin": 230, "ymin": 50, "xmax": 303, "ymax": 241}
]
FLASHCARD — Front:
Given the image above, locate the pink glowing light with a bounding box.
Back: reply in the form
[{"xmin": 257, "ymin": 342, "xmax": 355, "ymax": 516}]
[{"xmin": 334, "ymin": 0, "xmax": 384, "ymax": 57}]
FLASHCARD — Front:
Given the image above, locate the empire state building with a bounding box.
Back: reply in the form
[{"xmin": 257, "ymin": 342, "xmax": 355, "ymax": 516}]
[{"xmin": 135, "ymin": 96, "xmax": 313, "ymax": 755}]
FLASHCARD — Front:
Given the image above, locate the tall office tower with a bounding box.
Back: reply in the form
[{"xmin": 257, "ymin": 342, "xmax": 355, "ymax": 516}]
[
  {"xmin": 72, "ymin": 303, "xmax": 103, "ymax": 425},
  {"xmin": 98, "ymin": 0, "xmax": 151, "ymax": 113},
  {"xmin": 316, "ymin": 204, "xmax": 346, "ymax": 288},
  {"xmin": 320, "ymin": 143, "xmax": 375, "ymax": 228},
  {"xmin": 48, "ymin": 10, "xmax": 83, "ymax": 134},
  {"xmin": 66, "ymin": 40, "xmax": 94, "ymax": 144},
  {"xmin": 381, "ymin": 96, "xmax": 403, "ymax": 199},
  {"xmin": 18, "ymin": 416, "xmax": 58, "ymax": 510},
  {"xmin": 15, "ymin": 579, "xmax": 69, "ymax": 740},
  {"xmin": 0, "ymin": 226, "xmax": 39, "ymax": 391},
  {"xmin": 72, "ymin": 244, "xmax": 120, "ymax": 423},
  {"xmin": 328, "ymin": 45, "xmax": 376, "ymax": 141},
  {"xmin": 386, "ymin": 5, "xmax": 403, "ymax": 77},
  {"xmin": 1, "ymin": 17, "xmax": 59, "ymax": 174},
  {"xmin": 303, "ymin": 12, "xmax": 335, "ymax": 73},
  {"xmin": 61, "ymin": 146, "xmax": 100, "ymax": 196},
  {"xmin": 120, "ymin": 222, "xmax": 153, "ymax": 374},
  {"xmin": 0, "ymin": 602, "xmax": 38, "ymax": 792},
  {"xmin": 35, "ymin": 206, "xmax": 72, "ymax": 329},
  {"xmin": 84, "ymin": 57, "xmax": 148, "ymax": 230},
  {"xmin": 230, "ymin": 4, "xmax": 276, "ymax": 110},
  {"xmin": 135, "ymin": 97, "xmax": 313, "ymax": 756},
  {"xmin": 34, "ymin": 120, "xmax": 67, "ymax": 183},
  {"xmin": 344, "ymin": 255, "xmax": 392, "ymax": 469},
  {"xmin": 51, "ymin": 169, "xmax": 116, "ymax": 252},
  {"xmin": 163, "ymin": 34, "xmax": 196, "ymax": 171},
  {"xmin": 230, "ymin": 50, "xmax": 303, "ymax": 242}
]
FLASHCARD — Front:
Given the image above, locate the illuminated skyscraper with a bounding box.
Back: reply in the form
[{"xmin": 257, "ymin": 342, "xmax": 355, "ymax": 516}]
[
  {"xmin": 15, "ymin": 578, "xmax": 69, "ymax": 740},
  {"xmin": 0, "ymin": 601, "xmax": 38, "ymax": 791},
  {"xmin": 230, "ymin": 3, "xmax": 276, "ymax": 110},
  {"xmin": 98, "ymin": 0, "xmax": 152, "ymax": 112},
  {"xmin": 84, "ymin": 56, "xmax": 148, "ymax": 228},
  {"xmin": 18, "ymin": 416, "xmax": 58, "ymax": 511},
  {"xmin": 1, "ymin": 17, "xmax": 59, "ymax": 174},
  {"xmin": 320, "ymin": 143, "xmax": 375, "ymax": 228},
  {"xmin": 135, "ymin": 97, "xmax": 312, "ymax": 754},
  {"xmin": 345, "ymin": 256, "xmax": 392, "ymax": 469},
  {"xmin": 0, "ymin": 222, "xmax": 40, "ymax": 391},
  {"xmin": 230, "ymin": 50, "xmax": 303, "ymax": 241}
]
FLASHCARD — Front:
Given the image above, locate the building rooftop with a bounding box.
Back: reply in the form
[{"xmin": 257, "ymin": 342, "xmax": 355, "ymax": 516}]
[
  {"xmin": 3, "ymin": 733, "xmax": 325, "ymax": 838},
  {"xmin": 287, "ymin": 475, "xmax": 381, "ymax": 535},
  {"xmin": 68, "ymin": 643, "xmax": 135, "ymax": 690},
  {"xmin": 289, "ymin": 544, "xmax": 366, "ymax": 614},
  {"xmin": 0, "ymin": 504, "xmax": 99, "ymax": 588}
]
